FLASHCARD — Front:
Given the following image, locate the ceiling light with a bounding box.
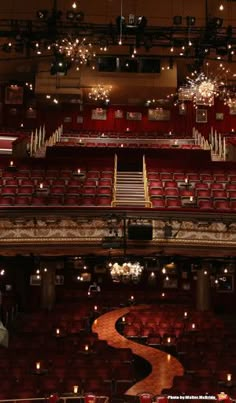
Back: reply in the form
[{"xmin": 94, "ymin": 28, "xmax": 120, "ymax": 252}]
[
  {"xmin": 88, "ymin": 85, "xmax": 112, "ymax": 102},
  {"xmin": 219, "ymin": 3, "xmax": 224, "ymax": 11},
  {"xmin": 109, "ymin": 261, "xmax": 144, "ymax": 282},
  {"xmin": 72, "ymin": 2, "xmax": 77, "ymax": 9},
  {"xmin": 54, "ymin": 37, "xmax": 95, "ymax": 68}
]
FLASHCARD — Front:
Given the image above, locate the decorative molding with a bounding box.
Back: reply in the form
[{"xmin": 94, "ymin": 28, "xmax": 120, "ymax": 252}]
[{"xmin": 0, "ymin": 218, "xmax": 235, "ymax": 251}]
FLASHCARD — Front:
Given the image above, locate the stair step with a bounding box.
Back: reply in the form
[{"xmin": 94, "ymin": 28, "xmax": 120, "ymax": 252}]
[
  {"xmin": 116, "ymin": 187, "xmax": 144, "ymax": 191},
  {"xmin": 116, "ymin": 191, "xmax": 144, "ymax": 194},
  {"xmin": 116, "ymin": 194, "xmax": 145, "ymax": 197},
  {"xmin": 115, "ymin": 202, "xmax": 146, "ymax": 206},
  {"xmin": 117, "ymin": 182, "xmax": 143, "ymax": 184},
  {"xmin": 116, "ymin": 197, "xmax": 145, "ymax": 200},
  {"xmin": 117, "ymin": 172, "xmax": 143, "ymax": 174}
]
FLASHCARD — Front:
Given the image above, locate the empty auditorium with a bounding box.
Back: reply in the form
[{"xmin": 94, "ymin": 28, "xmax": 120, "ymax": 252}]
[{"xmin": 0, "ymin": 1, "xmax": 236, "ymax": 403}]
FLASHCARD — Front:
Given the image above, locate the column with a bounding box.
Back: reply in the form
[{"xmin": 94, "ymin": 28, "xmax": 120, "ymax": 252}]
[
  {"xmin": 40, "ymin": 263, "xmax": 56, "ymax": 310},
  {"xmin": 196, "ymin": 266, "xmax": 211, "ymax": 311}
]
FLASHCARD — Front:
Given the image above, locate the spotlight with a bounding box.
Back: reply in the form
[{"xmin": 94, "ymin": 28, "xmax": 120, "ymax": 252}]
[
  {"xmin": 116, "ymin": 16, "xmax": 126, "ymax": 33},
  {"xmin": 75, "ymin": 11, "xmax": 84, "ymax": 21},
  {"xmin": 2, "ymin": 43, "xmax": 12, "ymax": 53},
  {"xmin": 66, "ymin": 11, "xmax": 75, "ymax": 20},
  {"xmin": 137, "ymin": 16, "xmax": 147, "ymax": 29},
  {"xmin": 50, "ymin": 56, "xmax": 69, "ymax": 76},
  {"xmin": 186, "ymin": 16, "xmax": 196, "ymax": 26},
  {"xmin": 209, "ymin": 17, "xmax": 223, "ymax": 28},
  {"xmin": 36, "ymin": 10, "xmax": 48, "ymax": 19},
  {"xmin": 173, "ymin": 16, "xmax": 182, "ymax": 25}
]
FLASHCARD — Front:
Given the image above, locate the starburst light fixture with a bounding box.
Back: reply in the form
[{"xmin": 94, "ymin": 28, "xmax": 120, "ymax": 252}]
[
  {"xmin": 184, "ymin": 65, "xmax": 230, "ymax": 107},
  {"xmin": 88, "ymin": 85, "xmax": 112, "ymax": 102},
  {"xmin": 109, "ymin": 261, "xmax": 144, "ymax": 282},
  {"xmin": 186, "ymin": 72, "xmax": 221, "ymax": 106},
  {"xmin": 54, "ymin": 37, "xmax": 96, "ymax": 67}
]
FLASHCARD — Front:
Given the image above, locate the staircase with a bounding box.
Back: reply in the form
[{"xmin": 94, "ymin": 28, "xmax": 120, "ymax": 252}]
[{"xmin": 114, "ymin": 171, "xmax": 147, "ymax": 207}]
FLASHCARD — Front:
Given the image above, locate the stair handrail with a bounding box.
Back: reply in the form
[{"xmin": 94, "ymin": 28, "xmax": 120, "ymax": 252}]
[
  {"xmin": 112, "ymin": 153, "xmax": 117, "ymax": 206},
  {"xmin": 143, "ymin": 154, "xmax": 152, "ymax": 208}
]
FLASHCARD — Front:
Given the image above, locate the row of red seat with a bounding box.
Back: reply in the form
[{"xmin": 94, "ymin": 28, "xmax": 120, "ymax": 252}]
[
  {"xmin": 0, "ymin": 195, "xmax": 112, "ymax": 206},
  {"xmin": 57, "ymin": 141, "xmax": 200, "ymax": 149},
  {"xmin": 63, "ymin": 130, "xmax": 192, "ymax": 139},
  {"xmin": 0, "ymin": 169, "xmax": 113, "ymax": 180},
  {"xmin": 151, "ymin": 198, "xmax": 236, "ymax": 210},
  {"xmin": 148, "ymin": 173, "xmax": 236, "ymax": 183}
]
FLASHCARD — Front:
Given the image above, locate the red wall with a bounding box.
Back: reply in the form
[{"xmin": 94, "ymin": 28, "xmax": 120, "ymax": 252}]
[{"xmin": 2, "ymin": 98, "xmax": 236, "ymax": 138}]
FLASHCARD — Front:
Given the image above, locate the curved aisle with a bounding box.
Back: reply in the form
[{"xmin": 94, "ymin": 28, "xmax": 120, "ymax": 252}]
[{"xmin": 92, "ymin": 305, "xmax": 184, "ymax": 396}]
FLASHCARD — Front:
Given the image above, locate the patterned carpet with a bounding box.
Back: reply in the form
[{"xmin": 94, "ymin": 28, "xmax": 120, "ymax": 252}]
[{"xmin": 92, "ymin": 305, "xmax": 184, "ymax": 396}]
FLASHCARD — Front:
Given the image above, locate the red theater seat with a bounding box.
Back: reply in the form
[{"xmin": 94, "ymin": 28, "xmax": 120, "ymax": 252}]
[
  {"xmin": 212, "ymin": 190, "xmax": 227, "ymax": 200},
  {"xmin": 196, "ymin": 189, "xmax": 211, "ymax": 200},
  {"xmin": 201, "ymin": 174, "xmax": 214, "ymax": 182},
  {"xmin": 0, "ymin": 197, "xmax": 13, "ymax": 206},
  {"xmin": 97, "ymin": 196, "xmax": 112, "ymax": 206},
  {"xmin": 66, "ymin": 186, "xmax": 80, "ymax": 196},
  {"xmin": 164, "ymin": 181, "xmax": 178, "ymax": 190},
  {"xmin": 97, "ymin": 187, "xmax": 112, "ymax": 196},
  {"xmin": 64, "ymin": 196, "xmax": 78, "ymax": 205},
  {"xmin": 18, "ymin": 186, "xmax": 34, "ymax": 196},
  {"xmin": 211, "ymin": 183, "xmax": 225, "ymax": 190},
  {"xmin": 149, "ymin": 180, "xmax": 163, "ymax": 189},
  {"xmin": 47, "ymin": 196, "xmax": 63, "ymax": 205},
  {"xmin": 195, "ymin": 182, "xmax": 209, "ymax": 190},
  {"xmin": 150, "ymin": 188, "xmax": 163, "ymax": 198},
  {"xmin": 165, "ymin": 188, "xmax": 179, "ymax": 198},
  {"xmin": 198, "ymin": 200, "xmax": 213, "ymax": 210},
  {"xmin": 151, "ymin": 199, "xmax": 165, "ymax": 208},
  {"xmin": 50, "ymin": 186, "xmax": 65, "ymax": 195},
  {"xmin": 80, "ymin": 197, "xmax": 95, "ymax": 206},
  {"xmin": 82, "ymin": 187, "xmax": 96, "ymax": 196},
  {"xmin": 14, "ymin": 196, "xmax": 30, "ymax": 205},
  {"xmin": 166, "ymin": 199, "xmax": 181, "ymax": 208},
  {"xmin": 2, "ymin": 187, "xmax": 16, "ymax": 196},
  {"xmin": 31, "ymin": 196, "xmax": 47, "ymax": 206}
]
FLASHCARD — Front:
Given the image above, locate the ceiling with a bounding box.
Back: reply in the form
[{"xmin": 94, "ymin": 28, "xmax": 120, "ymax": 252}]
[{"xmin": 0, "ymin": 0, "xmax": 236, "ymax": 105}]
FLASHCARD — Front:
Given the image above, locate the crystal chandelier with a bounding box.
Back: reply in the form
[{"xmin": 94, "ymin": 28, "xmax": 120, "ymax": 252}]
[
  {"xmin": 88, "ymin": 85, "xmax": 112, "ymax": 102},
  {"xmin": 186, "ymin": 72, "xmax": 220, "ymax": 106},
  {"xmin": 109, "ymin": 261, "xmax": 144, "ymax": 282},
  {"xmin": 54, "ymin": 37, "xmax": 96, "ymax": 67},
  {"xmin": 184, "ymin": 65, "xmax": 229, "ymax": 107}
]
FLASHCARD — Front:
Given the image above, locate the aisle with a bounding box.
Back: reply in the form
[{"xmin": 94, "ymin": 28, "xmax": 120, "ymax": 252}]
[{"xmin": 92, "ymin": 305, "xmax": 184, "ymax": 396}]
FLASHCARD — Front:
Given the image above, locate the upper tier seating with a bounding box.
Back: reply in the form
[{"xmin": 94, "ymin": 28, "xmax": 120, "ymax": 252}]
[
  {"xmin": 0, "ymin": 157, "xmax": 114, "ymax": 208},
  {"xmin": 63, "ymin": 130, "xmax": 195, "ymax": 139},
  {"xmin": 147, "ymin": 164, "xmax": 236, "ymax": 211}
]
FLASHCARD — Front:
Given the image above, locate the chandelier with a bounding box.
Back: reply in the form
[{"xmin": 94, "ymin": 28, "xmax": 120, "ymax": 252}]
[
  {"xmin": 186, "ymin": 72, "xmax": 220, "ymax": 106},
  {"xmin": 54, "ymin": 37, "xmax": 96, "ymax": 67},
  {"xmin": 109, "ymin": 261, "xmax": 144, "ymax": 282},
  {"xmin": 184, "ymin": 65, "xmax": 229, "ymax": 107},
  {"xmin": 88, "ymin": 85, "xmax": 112, "ymax": 102}
]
